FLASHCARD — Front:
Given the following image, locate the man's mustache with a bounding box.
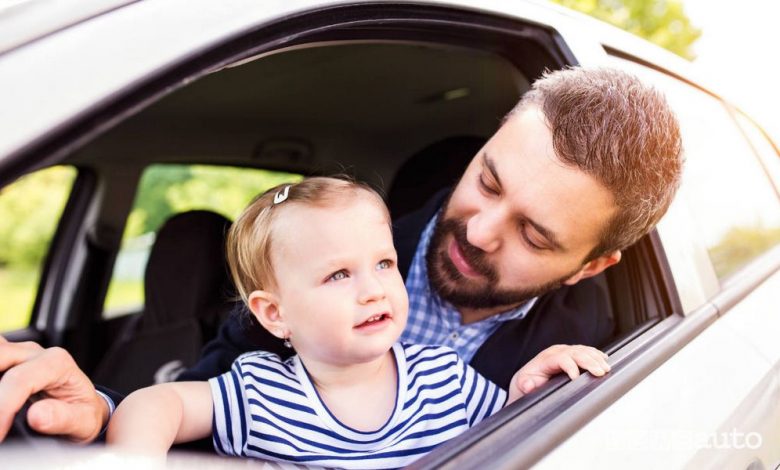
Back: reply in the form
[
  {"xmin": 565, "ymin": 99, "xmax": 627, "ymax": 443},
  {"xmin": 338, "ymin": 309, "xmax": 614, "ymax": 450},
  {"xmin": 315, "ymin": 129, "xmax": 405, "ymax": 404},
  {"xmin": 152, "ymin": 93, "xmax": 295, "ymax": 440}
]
[{"xmin": 441, "ymin": 218, "xmax": 496, "ymax": 280}]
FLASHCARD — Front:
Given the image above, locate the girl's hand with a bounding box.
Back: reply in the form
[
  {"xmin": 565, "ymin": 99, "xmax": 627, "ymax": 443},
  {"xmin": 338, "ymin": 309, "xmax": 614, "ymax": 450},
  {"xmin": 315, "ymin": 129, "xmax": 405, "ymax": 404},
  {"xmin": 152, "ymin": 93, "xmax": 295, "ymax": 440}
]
[{"xmin": 507, "ymin": 344, "xmax": 610, "ymax": 404}]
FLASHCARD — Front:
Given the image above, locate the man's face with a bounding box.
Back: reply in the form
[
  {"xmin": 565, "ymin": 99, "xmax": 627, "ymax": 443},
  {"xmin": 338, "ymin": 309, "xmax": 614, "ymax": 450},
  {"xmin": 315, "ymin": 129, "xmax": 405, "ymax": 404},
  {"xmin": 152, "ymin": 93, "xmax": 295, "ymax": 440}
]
[{"xmin": 427, "ymin": 105, "xmax": 617, "ymax": 310}]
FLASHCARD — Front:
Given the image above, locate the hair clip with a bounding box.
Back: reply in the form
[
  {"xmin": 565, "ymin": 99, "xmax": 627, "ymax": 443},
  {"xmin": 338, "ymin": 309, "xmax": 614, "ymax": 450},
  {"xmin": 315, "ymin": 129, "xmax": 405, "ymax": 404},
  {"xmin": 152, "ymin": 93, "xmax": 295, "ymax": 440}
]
[{"xmin": 273, "ymin": 185, "xmax": 290, "ymax": 205}]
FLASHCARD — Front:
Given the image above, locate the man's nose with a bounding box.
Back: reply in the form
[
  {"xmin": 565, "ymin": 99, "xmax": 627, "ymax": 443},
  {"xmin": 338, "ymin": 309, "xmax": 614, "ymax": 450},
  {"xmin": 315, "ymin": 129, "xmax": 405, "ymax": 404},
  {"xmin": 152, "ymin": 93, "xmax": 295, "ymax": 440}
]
[
  {"xmin": 358, "ymin": 272, "xmax": 386, "ymax": 304},
  {"xmin": 466, "ymin": 209, "xmax": 504, "ymax": 253}
]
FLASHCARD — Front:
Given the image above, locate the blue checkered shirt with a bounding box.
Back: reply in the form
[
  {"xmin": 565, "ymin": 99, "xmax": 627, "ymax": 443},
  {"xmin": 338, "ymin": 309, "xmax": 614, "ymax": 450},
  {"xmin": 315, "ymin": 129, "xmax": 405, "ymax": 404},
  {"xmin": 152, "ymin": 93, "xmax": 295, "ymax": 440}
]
[{"xmin": 399, "ymin": 213, "xmax": 536, "ymax": 363}]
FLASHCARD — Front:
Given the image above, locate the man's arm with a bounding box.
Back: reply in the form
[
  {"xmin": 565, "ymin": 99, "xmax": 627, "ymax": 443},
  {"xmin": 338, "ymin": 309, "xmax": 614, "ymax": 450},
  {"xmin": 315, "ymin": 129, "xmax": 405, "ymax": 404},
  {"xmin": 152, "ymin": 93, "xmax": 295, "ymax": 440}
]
[{"xmin": 0, "ymin": 336, "xmax": 109, "ymax": 443}]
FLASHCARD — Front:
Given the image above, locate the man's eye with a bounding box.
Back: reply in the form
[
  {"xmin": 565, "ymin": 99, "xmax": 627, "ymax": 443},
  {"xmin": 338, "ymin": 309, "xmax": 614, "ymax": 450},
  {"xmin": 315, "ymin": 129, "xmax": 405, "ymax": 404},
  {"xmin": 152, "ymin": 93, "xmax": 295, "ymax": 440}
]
[
  {"xmin": 376, "ymin": 259, "xmax": 393, "ymax": 270},
  {"xmin": 478, "ymin": 174, "xmax": 499, "ymax": 195},
  {"xmin": 328, "ymin": 270, "xmax": 348, "ymax": 282},
  {"xmin": 521, "ymin": 228, "xmax": 545, "ymax": 251}
]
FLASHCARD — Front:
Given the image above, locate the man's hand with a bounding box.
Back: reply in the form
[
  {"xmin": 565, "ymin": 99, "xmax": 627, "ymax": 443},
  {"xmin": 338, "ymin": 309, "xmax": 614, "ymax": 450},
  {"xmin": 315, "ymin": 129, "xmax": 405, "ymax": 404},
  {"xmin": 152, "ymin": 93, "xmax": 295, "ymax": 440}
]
[
  {"xmin": 507, "ymin": 344, "xmax": 610, "ymax": 404},
  {"xmin": 0, "ymin": 335, "xmax": 109, "ymax": 443}
]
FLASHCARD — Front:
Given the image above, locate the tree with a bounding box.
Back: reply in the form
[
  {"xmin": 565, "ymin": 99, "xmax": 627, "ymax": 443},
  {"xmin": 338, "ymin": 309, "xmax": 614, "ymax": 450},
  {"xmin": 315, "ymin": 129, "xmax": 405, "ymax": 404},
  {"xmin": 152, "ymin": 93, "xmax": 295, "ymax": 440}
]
[
  {"xmin": 0, "ymin": 166, "xmax": 76, "ymax": 267},
  {"xmin": 550, "ymin": 0, "xmax": 701, "ymax": 59}
]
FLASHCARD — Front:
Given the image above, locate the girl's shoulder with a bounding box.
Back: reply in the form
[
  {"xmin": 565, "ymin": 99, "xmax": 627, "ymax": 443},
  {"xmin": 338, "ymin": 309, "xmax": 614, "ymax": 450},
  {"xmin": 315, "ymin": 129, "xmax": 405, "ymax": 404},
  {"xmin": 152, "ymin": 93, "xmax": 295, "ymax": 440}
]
[
  {"xmin": 231, "ymin": 350, "xmax": 300, "ymax": 385},
  {"xmin": 235, "ymin": 350, "xmax": 296, "ymax": 370},
  {"xmin": 398, "ymin": 342, "xmax": 461, "ymax": 364}
]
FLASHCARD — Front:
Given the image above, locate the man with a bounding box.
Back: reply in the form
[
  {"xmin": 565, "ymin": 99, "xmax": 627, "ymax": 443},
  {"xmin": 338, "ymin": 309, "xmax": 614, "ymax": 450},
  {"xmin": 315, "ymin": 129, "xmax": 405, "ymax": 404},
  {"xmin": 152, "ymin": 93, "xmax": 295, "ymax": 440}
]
[{"xmin": 0, "ymin": 67, "xmax": 682, "ymax": 443}]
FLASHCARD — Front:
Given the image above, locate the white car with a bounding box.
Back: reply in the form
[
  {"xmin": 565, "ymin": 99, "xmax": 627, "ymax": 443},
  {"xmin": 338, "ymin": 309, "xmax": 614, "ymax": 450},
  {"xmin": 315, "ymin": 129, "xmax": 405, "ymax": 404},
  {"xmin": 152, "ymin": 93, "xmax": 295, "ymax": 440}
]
[{"xmin": 0, "ymin": 1, "xmax": 778, "ymax": 468}]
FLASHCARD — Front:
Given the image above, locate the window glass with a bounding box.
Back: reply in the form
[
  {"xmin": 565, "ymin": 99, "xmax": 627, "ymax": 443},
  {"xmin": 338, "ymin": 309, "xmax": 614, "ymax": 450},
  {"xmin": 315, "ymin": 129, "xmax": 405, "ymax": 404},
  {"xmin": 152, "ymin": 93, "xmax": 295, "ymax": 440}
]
[
  {"xmin": 610, "ymin": 59, "xmax": 780, "ymax": 281},
  {"xmin": 103, "ymin": 164, "xmax": 302, "ymax": 317},
  {"xmin": 733, "ymin": 111, "xmax": 780, "ymax": 193},
  {"xmin": 0, "ymin": 166, "xmax": 77, "ymax": 331}
]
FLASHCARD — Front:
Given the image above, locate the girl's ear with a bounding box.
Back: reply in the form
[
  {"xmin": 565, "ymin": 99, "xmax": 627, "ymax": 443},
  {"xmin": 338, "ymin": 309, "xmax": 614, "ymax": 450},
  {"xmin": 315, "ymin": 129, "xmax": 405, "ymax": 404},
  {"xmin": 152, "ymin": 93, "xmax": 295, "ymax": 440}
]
[{"xmin": 247, "ymin": 290, "xmax": 288, "ymax": 340}]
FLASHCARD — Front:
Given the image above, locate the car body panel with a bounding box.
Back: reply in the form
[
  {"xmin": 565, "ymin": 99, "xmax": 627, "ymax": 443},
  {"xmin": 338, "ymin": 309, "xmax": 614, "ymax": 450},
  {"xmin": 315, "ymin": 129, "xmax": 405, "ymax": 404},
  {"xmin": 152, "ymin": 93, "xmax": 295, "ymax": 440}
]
[
  {"xmin": 535, "ymin": 268, "xmax": 780, "ymax": 469},
  {"xmin": 0, "ymin": 0, "xmax": 321, "ymax": 162}
]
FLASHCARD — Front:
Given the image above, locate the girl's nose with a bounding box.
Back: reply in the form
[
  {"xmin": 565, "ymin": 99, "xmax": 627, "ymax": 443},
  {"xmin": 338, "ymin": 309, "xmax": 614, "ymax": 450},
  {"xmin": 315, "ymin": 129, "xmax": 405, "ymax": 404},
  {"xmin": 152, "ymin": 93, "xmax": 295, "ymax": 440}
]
[{"xmin": 358, "ymin": 273, "xmax": 386, "ymax": 304}]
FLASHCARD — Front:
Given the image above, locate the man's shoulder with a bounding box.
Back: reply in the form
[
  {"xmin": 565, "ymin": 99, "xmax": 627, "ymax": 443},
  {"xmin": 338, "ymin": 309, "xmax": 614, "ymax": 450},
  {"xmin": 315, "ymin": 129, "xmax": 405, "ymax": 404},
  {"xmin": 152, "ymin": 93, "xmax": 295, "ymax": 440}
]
[{"xmin": 471, "ymin": 276, "xmax": 614, "ymax": 388}]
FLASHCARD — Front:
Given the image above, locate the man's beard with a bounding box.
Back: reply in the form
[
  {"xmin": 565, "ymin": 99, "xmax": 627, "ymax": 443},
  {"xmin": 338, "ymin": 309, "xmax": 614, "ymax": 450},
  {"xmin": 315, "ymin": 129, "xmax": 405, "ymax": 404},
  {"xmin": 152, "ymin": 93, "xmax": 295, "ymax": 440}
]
[{"xmin": 425, "ymin": 215, "xmax": 580, "ymax": 310}]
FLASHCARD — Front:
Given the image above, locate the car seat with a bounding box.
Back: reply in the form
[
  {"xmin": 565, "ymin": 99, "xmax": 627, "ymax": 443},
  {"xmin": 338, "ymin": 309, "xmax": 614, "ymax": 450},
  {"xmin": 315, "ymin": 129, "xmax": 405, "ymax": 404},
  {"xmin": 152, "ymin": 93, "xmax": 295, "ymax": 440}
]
[
  {"xmin": 387, "ymin": 136, "xmax": 485, "ymax": 219},
  {"xmin": 92, "ymin": 210, "xmax": 234, "ymax": 396}
]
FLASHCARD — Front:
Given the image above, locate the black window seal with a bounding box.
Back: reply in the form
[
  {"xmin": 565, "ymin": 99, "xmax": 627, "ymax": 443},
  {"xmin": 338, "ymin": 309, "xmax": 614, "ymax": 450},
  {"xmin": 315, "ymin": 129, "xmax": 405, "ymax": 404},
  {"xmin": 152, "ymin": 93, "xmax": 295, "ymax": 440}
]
[{"xmin": 603, "ymin": 45, "xmax": 721, "ymax": 102}]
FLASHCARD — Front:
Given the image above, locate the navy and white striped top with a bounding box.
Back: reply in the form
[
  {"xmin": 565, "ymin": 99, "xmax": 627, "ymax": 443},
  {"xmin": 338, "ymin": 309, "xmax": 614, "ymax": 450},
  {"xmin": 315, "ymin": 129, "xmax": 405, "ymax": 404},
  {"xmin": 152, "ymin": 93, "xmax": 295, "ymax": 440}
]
[{"xmin": 209, "ymin": 343, "xmax": 506, "ymax": 469}]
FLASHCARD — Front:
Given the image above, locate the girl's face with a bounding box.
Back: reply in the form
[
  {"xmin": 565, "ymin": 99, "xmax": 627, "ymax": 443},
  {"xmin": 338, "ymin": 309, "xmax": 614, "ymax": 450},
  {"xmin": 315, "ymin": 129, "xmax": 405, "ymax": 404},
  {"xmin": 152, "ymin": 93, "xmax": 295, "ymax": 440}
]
[{"xmin": 267, "ymin": 196, "xmax": 408, "ymax": 366}]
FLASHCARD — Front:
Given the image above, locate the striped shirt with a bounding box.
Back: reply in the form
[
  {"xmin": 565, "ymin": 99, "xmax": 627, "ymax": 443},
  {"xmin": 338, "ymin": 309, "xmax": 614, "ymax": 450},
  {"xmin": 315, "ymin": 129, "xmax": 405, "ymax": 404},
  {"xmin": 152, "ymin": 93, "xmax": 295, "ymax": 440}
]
[
  {"xmin": 209, "ymin": 343, "xmax": 506, "ymax": 469},
  {"xmin": 401, "ymin": 213, "xmax": 536, "ymax": 362}
]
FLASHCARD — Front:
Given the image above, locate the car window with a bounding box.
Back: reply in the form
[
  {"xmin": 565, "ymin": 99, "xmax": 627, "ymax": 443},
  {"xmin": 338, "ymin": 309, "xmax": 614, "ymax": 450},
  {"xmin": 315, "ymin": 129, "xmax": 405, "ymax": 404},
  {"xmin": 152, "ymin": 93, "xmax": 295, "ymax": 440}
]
[
  {"xmin": 612, "ymin": 58, "xmax": 780, "ymax": 281},
  {"xmin": 102, "ymin": 164, "xmax": 302, "ymax": 317},
  {"xmin": 0, "ymin": 166, "xmax": 77, "ymax": 332},
  {"xmin": 732, "ymin": 110, "xmax": 780, "ymax": 193}
]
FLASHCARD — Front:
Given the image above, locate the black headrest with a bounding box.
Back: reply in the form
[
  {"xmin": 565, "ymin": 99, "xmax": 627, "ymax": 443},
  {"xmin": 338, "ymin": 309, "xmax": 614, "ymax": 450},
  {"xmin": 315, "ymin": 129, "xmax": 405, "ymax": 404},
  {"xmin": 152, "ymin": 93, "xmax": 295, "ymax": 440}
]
[
  {"xmin": 388, "ymin": 136, "xmax": 486, "ymax": 219},
  {"xmin": 143, "ymin": 210, "xmax": 232, "ymax": 329}
]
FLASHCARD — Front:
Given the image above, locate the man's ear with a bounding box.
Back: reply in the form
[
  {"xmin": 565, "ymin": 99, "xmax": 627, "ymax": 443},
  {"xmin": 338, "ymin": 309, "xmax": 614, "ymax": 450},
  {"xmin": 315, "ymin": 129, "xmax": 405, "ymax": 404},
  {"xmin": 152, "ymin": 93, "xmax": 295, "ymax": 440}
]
[
  {"xmin": 247, "ymin": 290, "xmax": 288, "ymax": 340},
  {"xmin": 562, "ymin": 250, "xmax": 622, "ymax": 286}
]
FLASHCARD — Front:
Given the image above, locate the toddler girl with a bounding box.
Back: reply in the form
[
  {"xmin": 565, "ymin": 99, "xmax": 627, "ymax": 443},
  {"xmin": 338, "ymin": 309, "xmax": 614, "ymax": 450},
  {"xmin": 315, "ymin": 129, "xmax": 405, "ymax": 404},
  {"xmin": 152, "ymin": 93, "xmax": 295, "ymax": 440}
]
[{"xmin": 107, "ymin": 177, "xmax": 609, "ymax": 468}]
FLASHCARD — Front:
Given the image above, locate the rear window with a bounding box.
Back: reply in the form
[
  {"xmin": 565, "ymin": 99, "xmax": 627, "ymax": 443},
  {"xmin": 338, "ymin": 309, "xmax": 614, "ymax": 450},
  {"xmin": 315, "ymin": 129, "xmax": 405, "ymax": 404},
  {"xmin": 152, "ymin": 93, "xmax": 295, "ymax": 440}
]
[{"xmin": 102, "ymin": 164, "xmax": 302, "ymax": 317}]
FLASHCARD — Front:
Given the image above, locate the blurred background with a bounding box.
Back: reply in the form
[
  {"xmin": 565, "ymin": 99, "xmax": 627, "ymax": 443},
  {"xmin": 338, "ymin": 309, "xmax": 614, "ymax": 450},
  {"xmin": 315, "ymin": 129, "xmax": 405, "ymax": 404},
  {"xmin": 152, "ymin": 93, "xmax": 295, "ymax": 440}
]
[{"xmin": 551, "ymin": 0, "xmax": 779, "ymax": 140}]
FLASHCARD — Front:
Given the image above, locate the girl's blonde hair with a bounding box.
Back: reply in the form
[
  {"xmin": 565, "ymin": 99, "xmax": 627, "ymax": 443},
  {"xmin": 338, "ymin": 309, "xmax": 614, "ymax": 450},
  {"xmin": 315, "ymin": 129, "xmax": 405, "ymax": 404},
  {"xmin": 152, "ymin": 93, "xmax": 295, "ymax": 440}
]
[{"xmin": 226, "ymin": 176, "xmax": 388, "ymax": 304}]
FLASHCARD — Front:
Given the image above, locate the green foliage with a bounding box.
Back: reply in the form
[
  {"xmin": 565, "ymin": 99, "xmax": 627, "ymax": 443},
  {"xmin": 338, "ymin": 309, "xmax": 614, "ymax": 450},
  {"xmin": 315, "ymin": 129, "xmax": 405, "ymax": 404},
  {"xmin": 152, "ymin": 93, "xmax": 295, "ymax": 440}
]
[
  {"xmin": 104, "ymin": 165, "xmax": 302, "ymax": 312},
  {"xmin": 124, "ymin": 164, "xmax": 302, "ymax": 240},
  {"xmin": 0, "ymin": 166, "xmax": 76, "ymax": 267},
  {"xmin": 0, "ymin": 267, "xmax": 37, "ymax": 331},
  {"xmin": 708, "ymin": 225, "xmax": 780, "ymax": 279},
  {"xmin": 128, "ymin": 165, "xmax": 195, "ymax": 237},
  {"xmin": 551, "ymin": 0, "xmax": 701, "ymax": 59}
]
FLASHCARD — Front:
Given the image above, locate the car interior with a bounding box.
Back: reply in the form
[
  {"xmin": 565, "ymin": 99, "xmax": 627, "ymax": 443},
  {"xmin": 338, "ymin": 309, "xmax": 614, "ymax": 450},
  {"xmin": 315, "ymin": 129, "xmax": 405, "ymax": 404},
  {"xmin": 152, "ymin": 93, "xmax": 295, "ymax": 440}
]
[{"xmin": 33, "ymin": 39, "xmax": 671, "ymax": 409}]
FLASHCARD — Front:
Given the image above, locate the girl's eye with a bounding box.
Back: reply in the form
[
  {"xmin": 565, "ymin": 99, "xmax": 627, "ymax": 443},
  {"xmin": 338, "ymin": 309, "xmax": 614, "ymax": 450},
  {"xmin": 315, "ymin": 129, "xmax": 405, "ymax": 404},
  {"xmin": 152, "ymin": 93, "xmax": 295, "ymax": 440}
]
[
  {"xmin": 328, "ymin": 270, "xmax": 348, "ymax": 282},
  {"xmin": 376, "ymin": 259, "xmax": 393, "ymax": 270}
]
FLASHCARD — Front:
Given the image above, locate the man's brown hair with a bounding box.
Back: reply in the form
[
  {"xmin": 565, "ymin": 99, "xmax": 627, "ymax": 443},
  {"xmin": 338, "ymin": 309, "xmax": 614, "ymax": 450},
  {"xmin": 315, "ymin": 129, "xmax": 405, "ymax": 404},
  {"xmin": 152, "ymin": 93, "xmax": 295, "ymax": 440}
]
[{"xmin": 509, "ymin": 67, "xmax": 683, "ymax": 260}]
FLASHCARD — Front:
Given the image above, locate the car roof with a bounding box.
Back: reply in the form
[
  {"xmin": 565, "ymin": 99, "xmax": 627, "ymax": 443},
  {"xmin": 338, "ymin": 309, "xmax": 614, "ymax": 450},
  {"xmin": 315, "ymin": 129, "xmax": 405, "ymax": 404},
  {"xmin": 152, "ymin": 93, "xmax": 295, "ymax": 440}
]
[
  {"xmin": 0, "ymin": 0, "xmax": 714, "ymax": 170},
  {"xmin": 0, "ymin": 0, "xmax": 140, "ymax": 55}
]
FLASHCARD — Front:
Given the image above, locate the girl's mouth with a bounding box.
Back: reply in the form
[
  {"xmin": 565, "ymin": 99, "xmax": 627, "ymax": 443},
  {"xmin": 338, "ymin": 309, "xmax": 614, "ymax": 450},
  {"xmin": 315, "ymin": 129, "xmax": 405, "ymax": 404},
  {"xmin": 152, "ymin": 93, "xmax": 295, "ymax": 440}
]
[{"xmin": 355, "ymin": 312, "xmax": 391, "ymax": 329}]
